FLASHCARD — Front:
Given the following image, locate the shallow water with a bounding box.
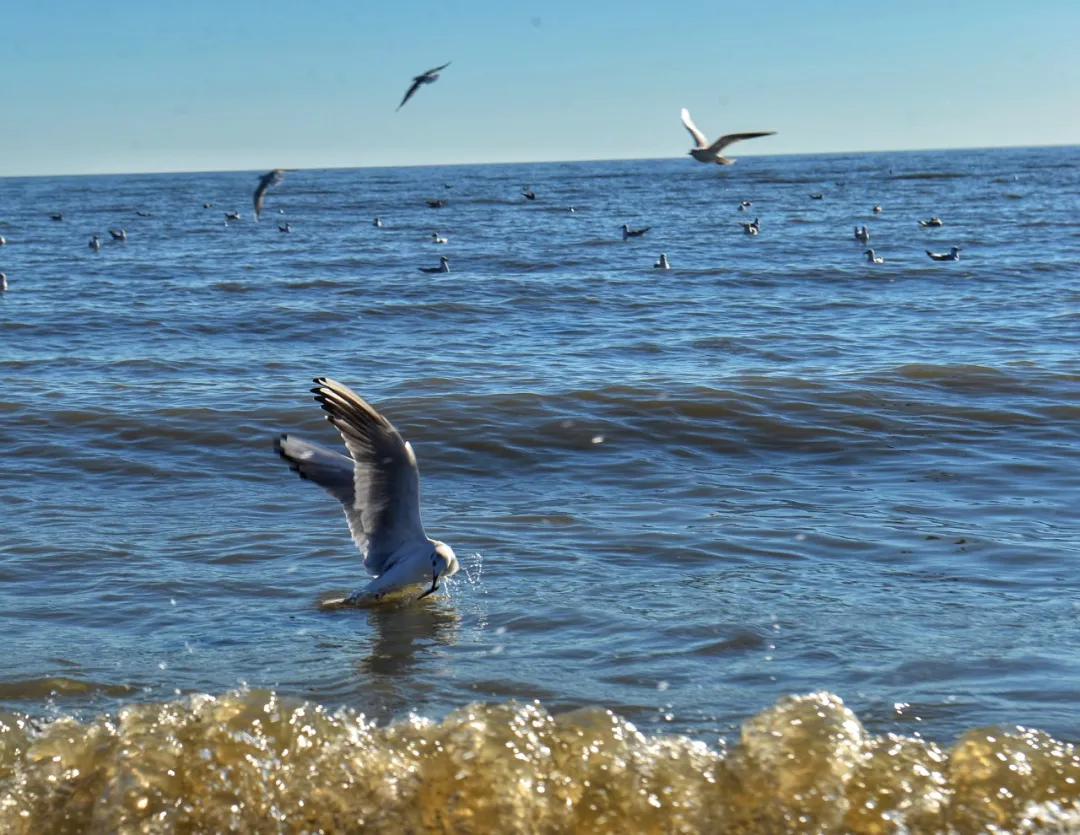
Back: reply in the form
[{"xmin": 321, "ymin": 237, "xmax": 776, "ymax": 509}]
[{"xmin": 1, "ymin": 147, "xmax": 1079, "ymax": 829}]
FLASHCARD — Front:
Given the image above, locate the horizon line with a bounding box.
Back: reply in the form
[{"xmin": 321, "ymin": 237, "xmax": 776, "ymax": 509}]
[{"xmin": 2, "ymin": 141, "xmax": 1076, "ymax": 181}]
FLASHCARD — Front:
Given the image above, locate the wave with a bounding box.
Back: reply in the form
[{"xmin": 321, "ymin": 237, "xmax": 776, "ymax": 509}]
[
  {"xmin": 1, "ymin": 688, "xmax": 1078, "ymax": 833},
  {"xmin": 889, "ymin": 172, "xmax": 971, "ymax": 181}
]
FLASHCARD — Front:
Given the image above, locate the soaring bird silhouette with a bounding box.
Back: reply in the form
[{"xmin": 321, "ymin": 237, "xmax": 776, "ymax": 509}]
[
  {"xmin": 680, "ymin": 108, "xmax": 776, "ymax": 165},
  {"xmin": 397, "ymin": 62, "xmax": 451, "ymax": 111},
  {"xmin": 253, "ymin": 169, "xmax": 295, "ymax": 221}
]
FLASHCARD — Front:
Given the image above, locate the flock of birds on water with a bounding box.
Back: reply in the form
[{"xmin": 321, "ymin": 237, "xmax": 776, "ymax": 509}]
[{"xmin": 0, "ymin": 63, "xmax": 966, "ymax": 602}]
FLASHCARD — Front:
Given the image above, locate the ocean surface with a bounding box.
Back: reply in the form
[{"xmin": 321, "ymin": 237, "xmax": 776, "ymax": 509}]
[{"xmin": 1, "ymin": 147, "xmax": 1079, "ymax": 831}]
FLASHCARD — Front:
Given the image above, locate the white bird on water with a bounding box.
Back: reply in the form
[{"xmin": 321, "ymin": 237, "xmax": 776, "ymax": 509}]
[
  {"xmin": 0, "ymin": 273, "xmax": 7, "ymax": 292},
  {"xmin": 741, "ymin": 218, "xmax": 760, "ymax": 235},
  {"xmin": 654, "ymin": 253, "xmax": 670, "ymax": 269},
  {"xmin": 865, "ymin": 249, "xmax": 884, "ymax": 264},
  {"xmin": 927, "ymin": 247, "xmax": 961, "ymax": 261},
  {"xmin": 680, "ymin": 108, "xmax": 776, "ymax": 165},
  {"xmin": 89, "ymin": 235, "xmax": 101, "ymax": 251},
  {"xmin": 276, "ymin": 378, "xmax": 459, "ymax": 604},
  {"xmin": 854, "ymin": 225, "xmax": 870, "ymax": 244},
  {"xmin": 373, "ymin": 217, "xmax": 383, "ymax": 228},
  {"xmin": 430, "ymin": 232, "xmax": 448, "ymax": 244}
]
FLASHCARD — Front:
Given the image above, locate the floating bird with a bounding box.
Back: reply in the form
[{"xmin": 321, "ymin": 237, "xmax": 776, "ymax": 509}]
[
  {"xmin": 927, "ymin": 247, "xmax": 961, "ymax": 261},
  {"xmin": 89, "ymin": 235, "xmax": 101, "ymax": 251},
  {"xmin": 373, "ymin": 217, "xmax": 383, "ymax": 228},
  {"xmin": 810, "ymin": 193, "xmax": 824, "ymax": 200},
  {"xmin": 865, "ymin": 249, "xmax": 884, "ymax": 264},
  {"xmin": 109, "ymin": 229, "xmax": 127, "ymax": 241},
  {"xmin": 919, "ymin": 217, "xmax": 944, "ymax": 227},
  {"xmin": 654, "ymin": 253, "xmax": 670, "ymax": 270},
  {"xmin": 50, "ymin": 213, "xmax": 64, "ymax": 221},
  {"xmin": 279, "ymin": 223, "xmax": 291, "ymax": 233},
  {"xmin": 397, "ymin": 61, "xmax": 451, "ymax": 111},
  {"xmin": 873, "ymin": 205, "xmax": 882, "ymax": 214},
  {"xmin": 275, "ymin": 377, "xmax": 459, "ymax": 603},
  {"xmin": 742, "ymin": 218, "xmax": 760, "ymax": 235},
  {"xmin": 854, "ymin": 225, "xmax": 870, "ymax": 244},
  {"xmin": 522, "ymin": 190, "xmax": 536, "ymax": 200},
  {"xmin": 0, "ymin": 273, "xmax": 6, "ymax": 292},
  {"xmin": 225, "ymin": 211, "xmax": 242, "ymax": 222},
  {"xmin": 0, "ymin": 236, "xmax": 6, "ymax": 245},
  {"xmin": 419, "ymin": 256, "xmax": 450, "ymax": 274},
  {"xmin": 739, "ymin": 201, "xmax": 752, "ymax": 211},
  {"xmin": 567, "ymin": 206, "xmax": 576, "ymax": 213},
  {"xmin": 426, "ymin": 199, "xmax": 446, "ymax": 209},
  {"xmin": 621, "ymin": 224, "xmax": 650, "ymax": 240},
  {"xmin": 444, "ymin": 183, "xmax": 454, "ymax": 189},
  {"xmin": 203, "ymin": 203, "xmax": 213, "ymax": 209},
  {"xmin": 430, "ymin": 232, "xmax": 448, "ymax": 244},
  {"xmin": 680, "ymin": 108, "xmax": 775, "ymax": 165},
  {"xmin": 253, "ymin": 169, "xmax": 294, "ymax": 221},
  {"xmin": 136, "ymin": 211, "xmax": 153, "ymax": 217}
]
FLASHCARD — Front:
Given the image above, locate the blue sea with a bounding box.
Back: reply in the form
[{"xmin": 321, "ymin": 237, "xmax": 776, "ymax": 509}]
[{"xmin": 2, "ymin": 147, "xmax": 1079, "ymax": 832}]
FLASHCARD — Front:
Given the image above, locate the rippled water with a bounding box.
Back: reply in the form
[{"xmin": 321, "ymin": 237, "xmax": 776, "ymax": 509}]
[{"xmin": 2, "ymin": 147, "xmax": 1079, "ymax": 830}]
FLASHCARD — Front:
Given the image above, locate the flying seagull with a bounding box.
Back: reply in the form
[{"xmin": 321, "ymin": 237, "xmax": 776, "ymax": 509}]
[
  {"xmin": 397, "ymin": 61, "xmax": 451, "ymax": 111},
  {"xmin": 680, "ymin": 108, "xmax": 776, "ymax": 165},
  {"xmin": 253, "ymin": 168, "xmax": 295, "ymax": 221},
  {"xmin": 276, "ymin": 378, "xmax": 459, "ymax": 604}
]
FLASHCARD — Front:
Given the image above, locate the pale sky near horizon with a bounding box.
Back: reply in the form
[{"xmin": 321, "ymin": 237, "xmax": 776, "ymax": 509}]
[{"xmin": 2, "ymin": 0, "xmax": 1078, "ymax": 177}]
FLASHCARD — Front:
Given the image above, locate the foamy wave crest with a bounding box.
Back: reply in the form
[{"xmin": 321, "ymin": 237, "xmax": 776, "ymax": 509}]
[{"xmin": 2, "ymin": 690, "xmax": 1080, "ymax": 833}]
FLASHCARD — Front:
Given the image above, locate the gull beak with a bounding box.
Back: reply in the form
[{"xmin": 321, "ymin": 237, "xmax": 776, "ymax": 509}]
[{"xmin": 417, "ymin": 572, "xmax": 440, "ymax": 600}]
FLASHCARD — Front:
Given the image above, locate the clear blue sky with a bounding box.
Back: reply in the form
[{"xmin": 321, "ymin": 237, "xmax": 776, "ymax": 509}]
[{"xmin": 3, "ymin": 0, "xmax": 1078, "ymax": 176}]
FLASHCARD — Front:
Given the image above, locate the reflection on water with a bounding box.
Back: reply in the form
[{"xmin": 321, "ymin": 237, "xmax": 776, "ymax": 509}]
[{"xmin": 2, "ymin": 689, "xmax": 1080, "ymax": 833}]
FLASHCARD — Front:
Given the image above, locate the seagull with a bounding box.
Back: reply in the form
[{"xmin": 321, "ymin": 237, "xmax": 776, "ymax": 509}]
[
  {"xmin": 739, "ymin": 201, "xmax": 752, "ymax": 211},
  {"xmin": 0, "ymin": 236, "xmax": 6, "ymax": 245},
  {"xmin": 873, "ymin": 205, "xmax": 883, "ymax": 214},
  {"xmin": 203, "ymin": 203, "xmax": 214, "ymax": 209},
  {"xmin": 109, "ymin": 229, "xmax": 127, "ymax": 241},
  {"xmin": 522, "ymin": 190, "xmax": 536, "ymax": 200},
  {"xmin": 275, "ymin": 378, "xmax": 459, "ymax": 604},
  {"xmin": 225, "ymin": 211, "xmax": 242, "ymax": 222},
  {"xmin": 865, "ymin": 249, "xmax": 883, "ymax": 264},
  {"xmin": 279, "ymin": 223, "xmax": 291, "ymax": 233},
  {"xmin": 654, "ymin": 253, "xmax": 670, "ymax": 269},
  {"xmin": 89, "ymin": 235, "xmax": 101, "ymax": 251},
  {"xmin": 927, "ymin": 247, "xmax": 961, "ymax": 261},
  {"xmin": 419, "ymin": 256, "xmax": 450, "ymax": 274},
  {"xmin": 621, "ymin": 224, "xmax": 650, "ymax": 240},
  {"xmin": 854, "ymin": 225, "xmax": 870, "ymax": 244},
  {"xmin": 741, "ymin": 219, "xmax": 760, "ymax": 235},
  {"xmin": 567, "ymin": 206, "xmax": 575, "ymax": 213},
  {"xmin": 680, "ymin": 108, "xmax": 776, "ymax": 165},
  {"xmin": 810, "ymin": 193, "xmax": 824, "ymax": 200},
  {"xmin": 136, "ymin": 211, "xmax": 153, "ymax": 217},
  {"xmin": 50, "ymin": 213, "xmax": 64, "ymax": 221},
  {"xmin": 426, "ymin": 199, "xmax": 446, "ymax": 208},
  {"xmin": 430, "ymin": 232, "xmax": 448, "ymax": 244},
  {"xmin": 397, "ymin": 61, "xmax": 451, "ymax": 111},
  {"xmin": 0, "ymin": 273, "xmax": 6, "ymax": 292},
  {"xmin": 919, "ymin": 217, "xmax": 944, "ymax": 227},
  {"xmin": 373, "ymin": 217, "xmax": 383, "ymax": 228},
  {"xmin": 253, "ymin": 169, "xmax": 294, "ymax": 221}
]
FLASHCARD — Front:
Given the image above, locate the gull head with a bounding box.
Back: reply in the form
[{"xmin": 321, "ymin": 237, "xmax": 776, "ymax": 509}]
[{"xmin": 433, "ymin": 540, "xmax": 459, "ymax": 580}]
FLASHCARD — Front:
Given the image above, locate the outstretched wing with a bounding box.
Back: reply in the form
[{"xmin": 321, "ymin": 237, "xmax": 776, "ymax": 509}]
[
  {"xmin": 423, "ymin": 61, "xmax": 451, "ymax": 76},
  {"xmin": 709, "ymin": 131, "xmax": 777, "ymax": 153},
  {"xmin": 252, "ymin": 169, "xmax": 285, "ymax": 220},
  {"xmin": 309, "ymin": 378, "xmax": 428, "ymax": 575},
  {"xmin": 680, "ymin": 108, "xmax": 709, "ymax": 149},
  {"xmin": 397, "ymin": 78, "xmax": 424, "ymax": 111}
]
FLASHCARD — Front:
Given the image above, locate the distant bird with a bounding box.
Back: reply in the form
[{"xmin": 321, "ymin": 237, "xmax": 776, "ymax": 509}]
[
  {"xmin": 810, "ymin": 193, "xmax": 824, "ymax": 200},
  {"xmin": 0, "ymin": 273, "xmax": 6, "ymax": 292},
  {"xmin": 522, "ymin": 190, "xmax": 536, "ymax": 200},
  {"xmin": 279, "ymin": 223, "xmax": 291, "ymax": 233},
  {"xmin": 373, "ymin": 217, "xmax": 383, "ymax": 228},
  {"xmin": 567, "ymin": 206, "xmax": 575, "ymax": 213},
  {"xmin": 275, "ymin": 377, "xmax": 459, "ymax": 603},
  {"xmin": 426, "ymin": 199, "xmax": 446, "ymax": 209},
  {"xmin": 654, "ymin": 253, "xmax": 670, "ymax": 270},
  {"xmin": 854, "ymin": 225, "xmax": 870, "ymax": 244},
  {"xmin": 419, "ymin": 256, "xmax": 450, "ymax": 274},
  {"xmin": 109, "ymin": 229, "xmax": 127, "ymax": 241},
  {"xmin": 225, "ymin": 211, "xmax": 242, "ymax": 222},
  {"xmin": 0, "ymin": 236, "xmax": 6, "ymax": 245},
  {"xmin": 919, "ymin": 217, "xmax": 944, "ymax": 227},
  {"xmin": 680, "ymin": 108, "xmax": 775, "ymax": 165},
  {"xmin": 136, "ymin": 211, "xmax": 153, "ymax": 217},
  {"xmin": 742, "ymin": 218, "xmax": 760, "ymax": 235},
  {"xmin": 253, "ymin": 169, "xmax": 293, "ymax": 221},
  {"xmin": 927, "ymin": 247, "xmax": 961, "ymax": 261},
  {"xmin": 873, "ymin": 205, "xmax": 882, "ymax": 214},
  {"xmin": 89, "ymin": 235, "xmax": 101, "ymax": 251},
  {"xmin": 621, "ymin": 224, "xmax": 650, "ymax": 240},
  {"xmin": 444, "ymin": 183, "xmax": 454, "ymax": 189},
  {"xmin": 430, "ymin": 232, "xmax": 448, "ymax": 244},
  {"xmin": 865, "ymin": 249, "xmax": 884, "ymax": 264},
  {"xmin": 203, "ymin": 203, "xmax": 214, "ymax": 209},
  {"xmin": 397, "ymin": 61, "xmax": 451, "ymax": 111},
  {"xmin": 739, "ymin": 201, "xmax": 752, "ymax": 211},
  {"xmin": 50, "ymin": 213, "xmax": 64, "ymax": 221}
]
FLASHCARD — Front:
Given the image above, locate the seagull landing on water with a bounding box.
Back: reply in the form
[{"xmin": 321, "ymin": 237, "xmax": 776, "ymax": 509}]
[
  {"xmin": 621, "ymin": 224, "xmax": 650, "ymax": 241},
  {"xmin": 654, "ymin": 253, "xmax": 670, "ymax": 270},
  {"xmin": 276, "ymin": 378, "xmax": 459, "ymax": 605},
  {"xmin": 253, "ymin": 169, "xmax": 295, "ymax": 221},
  {"xmin": 680, "ymin": 108, "xmax": 776, "ymax": 165},
  {"xmin": 854, "ymin": 225, "xmax": 870, "ymax": 244},
  {"xmin": 397, "ymin": 61, "xmax": 451, "ymax": 111},
  {"xmin": 927, "ymin": 247, "xmax": 961, "ymax": 261},
  {"xmin": 419, "ymin": 256, "xmax": 450, "ymax": 274},
  {"xmin": 865, "ymin": 249, "xmax": 884, "ymax": 264}
]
